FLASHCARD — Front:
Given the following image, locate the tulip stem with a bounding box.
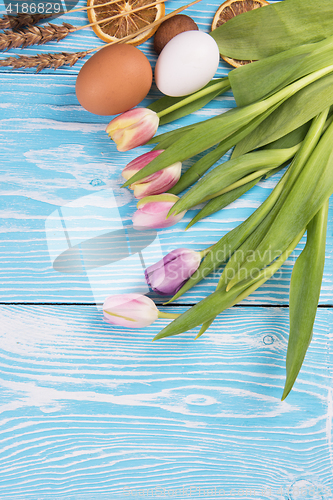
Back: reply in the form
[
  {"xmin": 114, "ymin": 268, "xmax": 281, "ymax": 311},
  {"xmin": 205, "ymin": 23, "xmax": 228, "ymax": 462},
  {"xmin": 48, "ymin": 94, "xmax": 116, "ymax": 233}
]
[
  {"xmin": 158, "ymin": 311, "xmax": 181, "ymax": 320},
  {"xmin": 156, "ymin": 78, "xmax": 230, "ymax": 119},
  {"xmin": 200, "ymin": 245, "xmax": 215, "ymax": 259},
  {"xmin": 197, "ymin": 166, "xmax": 280, "ymax": 203}
]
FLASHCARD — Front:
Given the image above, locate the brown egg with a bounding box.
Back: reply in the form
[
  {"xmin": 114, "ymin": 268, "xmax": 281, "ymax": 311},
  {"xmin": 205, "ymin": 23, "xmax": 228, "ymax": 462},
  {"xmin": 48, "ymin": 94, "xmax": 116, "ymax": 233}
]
[
  {"xmin": 153, "ymin": 15, "xmax": 199, "ymax": 54},
  {"xmin": 76, "ymin": 44, "xmax": 153, "ymax": 116}
]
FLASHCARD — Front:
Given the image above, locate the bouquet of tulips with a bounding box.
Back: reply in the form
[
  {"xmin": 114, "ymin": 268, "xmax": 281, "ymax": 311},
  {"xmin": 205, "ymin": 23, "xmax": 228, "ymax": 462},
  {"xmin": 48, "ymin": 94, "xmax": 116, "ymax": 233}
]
[{"xmin": 103, "ymin": 0, "xmax": 333, "ymax": 399}]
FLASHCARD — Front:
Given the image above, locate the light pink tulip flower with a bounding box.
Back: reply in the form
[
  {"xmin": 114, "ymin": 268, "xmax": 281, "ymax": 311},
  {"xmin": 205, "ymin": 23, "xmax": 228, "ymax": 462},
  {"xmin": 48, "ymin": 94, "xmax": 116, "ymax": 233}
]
[
  {"xmin": 106, "ymin": 108, "xmax": 159, "ymax": 152},
  {"xmin": 103, "ymin": 293, "xmax": 158, "ymax": 328},
  {"xmin": 132, "ymin": 193, "xmax": 186, "ymax": 230},
  {"xmin": 122, "ymin": 150, "xmax": 182, "ymax": 199}
]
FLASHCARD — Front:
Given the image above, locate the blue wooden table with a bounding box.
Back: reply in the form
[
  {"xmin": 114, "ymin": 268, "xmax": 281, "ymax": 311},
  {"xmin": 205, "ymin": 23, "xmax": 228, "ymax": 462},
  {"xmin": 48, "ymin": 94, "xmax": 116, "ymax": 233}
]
[{"xmin": 0, "ymin": 0, "xmax": 333, "ymax": 498}]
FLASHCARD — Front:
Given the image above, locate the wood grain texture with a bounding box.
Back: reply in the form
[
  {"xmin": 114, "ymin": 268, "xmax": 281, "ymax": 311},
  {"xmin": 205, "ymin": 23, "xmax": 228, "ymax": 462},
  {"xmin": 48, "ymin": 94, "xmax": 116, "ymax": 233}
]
[
  {"xmin": 0, "ymin": 72, "xmax": 332, "ymax": 304},
  {"xmin": 0, "ymin": 0, "xmax": 236, "ymax": 75},
  {"xmin": 0, "ymin": 304, "xmax": 332, "ymax": 499},
  {"xmin": 1, "ymin": 3, "xmax": 333, "ymax": 497},
  {"xmin": 0, "ymin": 0, "xmax": 332, "ymax": 305}
]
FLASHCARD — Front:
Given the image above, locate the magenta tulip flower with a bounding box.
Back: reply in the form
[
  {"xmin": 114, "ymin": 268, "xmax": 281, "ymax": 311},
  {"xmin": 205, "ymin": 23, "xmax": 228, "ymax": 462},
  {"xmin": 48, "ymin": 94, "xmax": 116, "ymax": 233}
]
[
  {"xmin": 106, "ymin": 108, "xmax": 159, "ymax": 152},
  {"xmin": 145, "ymin": 248, "xmax": 202, "ymax": 296},
  {"xmin": 122, "ymin": 150, "xmax": 182, "ymax": 199},
  {"xmin": 132, "ymin": 193, "xmax": 186, "ymax": 230},
  {"xmin": 103, "ymin": 293, "xmax": 180, "ymax": 329}
]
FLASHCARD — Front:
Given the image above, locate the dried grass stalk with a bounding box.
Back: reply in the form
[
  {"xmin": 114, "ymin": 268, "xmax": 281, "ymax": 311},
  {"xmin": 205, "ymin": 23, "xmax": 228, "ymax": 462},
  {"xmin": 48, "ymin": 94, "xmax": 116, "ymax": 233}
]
[
  {"xmin": 0, "ymin": 50, "xmax": 88, "ymax": 71},
  {"xmin": 0, "ymin": 13, "xmax": 53, "ymax": 31},
  {"xmin": 0, "ymin": 23, "xmax": 75, "ymax": 51},
  {"xmin": 0, "ymin": 0, "xmax": 163, "ymax": 51},
  {"xmin": 0, "ymin": 0, "xmax": 202, "ymax": 71}
]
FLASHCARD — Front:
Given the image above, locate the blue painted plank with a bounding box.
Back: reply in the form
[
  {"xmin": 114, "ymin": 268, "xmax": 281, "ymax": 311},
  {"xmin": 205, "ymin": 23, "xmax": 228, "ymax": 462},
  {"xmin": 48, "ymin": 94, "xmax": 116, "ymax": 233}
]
[
  {"xmin": 0, "ymin": 1, "xmax": 332, "ymax": 499},
  {"xmin": 0, "ymin": 305, "xmax": 332, "ymax": 499},
  {"xmin": 0, "ymin": 73, "xmax": 332, "ymax": 304},
  {"xmin": 0, "ymin": 0, "xmax": 279, "ymax": 76},
  {"xmin": 1, "ymin": 0, "xmax": 332, "ymax": 305}
]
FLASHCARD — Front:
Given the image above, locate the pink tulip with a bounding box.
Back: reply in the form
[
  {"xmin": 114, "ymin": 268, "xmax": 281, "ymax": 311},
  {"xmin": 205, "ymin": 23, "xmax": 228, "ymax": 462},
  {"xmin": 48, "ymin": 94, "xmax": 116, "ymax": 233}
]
[
  {"xmin": 122, "ymin": 150, "xmax": 182, "ymax": 199},
  {"xmin": 106, "ymin": 108, "xmax": 159, "ymax": 152},
  {"xmin": 132, "ymin": 193, "xmax": 186, "ymax": 230},
  {"xmin": 103, "ymin": 293, "xmax": 158, "ymax": 328}
]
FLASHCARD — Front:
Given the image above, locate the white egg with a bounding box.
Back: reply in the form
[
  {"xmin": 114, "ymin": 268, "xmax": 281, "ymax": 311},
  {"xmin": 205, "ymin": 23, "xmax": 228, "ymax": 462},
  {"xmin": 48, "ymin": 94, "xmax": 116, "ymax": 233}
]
[{"xmin": 154, "ymin": 31, "xmax": 220, "ymax": 97}]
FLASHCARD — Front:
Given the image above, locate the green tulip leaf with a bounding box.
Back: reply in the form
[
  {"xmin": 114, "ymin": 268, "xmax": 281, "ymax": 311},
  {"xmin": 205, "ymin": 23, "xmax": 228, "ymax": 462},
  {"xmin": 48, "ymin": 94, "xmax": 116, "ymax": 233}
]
[
  {"xmin": 186, "ymin": 176, "xmax": 259, "ymax": 229},
  {"xmin": 228, "ymin": 114, "xmax": 333, "ymax": 290},
  {"xmin": 233, "ymin": 71, "xmax": 333, "ymax": 157},
  {"xmin": 123, "ymin": 67, "xmax": 333, "ymax": 189},
  {"xmin": 170, "ymin": 100, "xmax": 285, "ymax": 195},
  {"xmin": 155, "ymin": 232, "xmax": 304, "ymax": 341},
  {"xmin": 169, "ymin": 110, "xmax": 328, "ymax": 303},
  {"xmin": 229, "ymin": 36, "xmax": 333, "ymax": 107},
  {"xmin": 282, "ymin": 199, "xmax": 329, "ymax": 400},
  {"xmin": 170, "ymin": 146, "xmax": 298, "ymax": 216},
  {"xmin": 210, "ymin": 0, "xmax": 333, "ymax": 61}
]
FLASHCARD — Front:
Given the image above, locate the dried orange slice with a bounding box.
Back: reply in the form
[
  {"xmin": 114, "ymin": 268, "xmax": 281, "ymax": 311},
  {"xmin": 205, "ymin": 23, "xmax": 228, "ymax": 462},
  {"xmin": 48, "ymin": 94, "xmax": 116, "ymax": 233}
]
[
  {"xmin": 87, "ymin": 0, "xmax": 165, "ymax": 45},
  {"xmin": 211, "ymin": 0, "xmax": 269, "ymax": 67}
]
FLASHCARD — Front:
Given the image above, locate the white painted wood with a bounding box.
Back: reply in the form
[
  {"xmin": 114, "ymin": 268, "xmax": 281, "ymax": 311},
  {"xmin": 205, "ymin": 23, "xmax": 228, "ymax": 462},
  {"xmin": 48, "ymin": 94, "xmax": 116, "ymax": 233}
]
[
  {"xmin": 0, "ymin": 0, "xmax": 333, "ymax": 496},
  {"xmin": 0, "ymin": 73, "xmax": 332, "ymax": 304},
  {"xmin": 0, "ymin": 305, "xmax": 332, "ymax": 499}
]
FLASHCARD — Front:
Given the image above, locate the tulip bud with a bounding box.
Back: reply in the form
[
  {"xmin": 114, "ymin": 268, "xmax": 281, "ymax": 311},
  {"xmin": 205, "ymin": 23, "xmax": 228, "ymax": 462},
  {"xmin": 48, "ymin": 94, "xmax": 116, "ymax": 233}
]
[
  {"xmin": 145, "ymin": 248, "xmax": 202, "ymax": 296},
  {"xmin": 132, "ymin": 193, "xmax": 186, "ymax": 230},
  {"xmin": 122, "ymin": 150, "xmax": 182, "ymax": 199},
  {"xmin": 103, "ymin": 293, "xmax": 158, "ymax": 328},
  {"xmin": 106, "ymin": 108, "xmax": 159, "ymax": 152}
]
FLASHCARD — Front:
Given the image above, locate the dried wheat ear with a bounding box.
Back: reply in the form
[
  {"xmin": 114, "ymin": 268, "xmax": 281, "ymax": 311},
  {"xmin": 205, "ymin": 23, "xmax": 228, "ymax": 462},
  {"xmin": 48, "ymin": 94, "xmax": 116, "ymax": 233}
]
[
  {"xmin": 0, "ymin": 23, "xmax": 75, "ymax": 51},
  {"xmin": 0, "ymin": 51, "xmax": 88, "ymax": 71},
  {"xmin": 0, "ymin": 0, "xmax": 202, "ymax": 70},
  {"xmin": 0, "ymin": 0, "xmax": 164, "ymax": 51},
  {"xmin": 0, "ymin": 13, "xmax": 54, "ymax": 30}
]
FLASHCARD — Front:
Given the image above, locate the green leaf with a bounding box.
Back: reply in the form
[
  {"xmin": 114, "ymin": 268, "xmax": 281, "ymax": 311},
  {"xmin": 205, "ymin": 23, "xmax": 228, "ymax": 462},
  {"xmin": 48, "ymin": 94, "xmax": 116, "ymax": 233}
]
[
  {"xmin": 170, "ymin": 110, "xmax": 327, "ymax": 304},
  {"xmin": 169, "ymin": 142, "xmax": 230, "ymax": 195},
  {"xmin": 227, "ymin": 113, "xmax": 333, "ymax": 290},
  {"xmin": 170, "ymin": 100, "xmax": 286, "ymax": 195},
  {"xmin": 233, "ymin": 71, "xmax": 333, "ymax": 157},
  {"xmin": 170, "ymin": 146, "xmax": 299, "ymax": 216},
  {"xmin": 167, "ymin": 164, "xmax": 291, "ymax": 304},
  {"xmin": 123, "ymin": 66, "xmax": 333, "ymax": 189},
  {"xmin": 210, "ymin": 0, "xmax": 333, "ymax": 61},
  {"xmin": 156, "ymin": 284, "xmax": 241, "ymax": 340},
  {"xmin": 147, "ymin": 124, "xmax": 195, "ymax": 147},
  {"xmin": 282, "ymin": 199, "xmax": 329, "ymax": 400},
  {"xmin": 122, "ymin": 102, "xmax": 270, "ymax": 187},
  {"xmin": 222, "ymin": 117, "xmax": 322, "ymax": 283},
  {"xmin": 167, "ymin": 113, "xmax": 318, "ymax": 303},
  {"xmin": 263, "ymin": 123, "xmax": 311, "ymax": 151},
  {"xmin": 154, "ymin": 231, "xmax": 304, "ymax": 341},
  {"xmin": 186, "ymin": 177, "xmax": 259, "ymax": 229},
  {"xmin": 229, "ymin": 36, "xmax": 333, "ymax": 107}
]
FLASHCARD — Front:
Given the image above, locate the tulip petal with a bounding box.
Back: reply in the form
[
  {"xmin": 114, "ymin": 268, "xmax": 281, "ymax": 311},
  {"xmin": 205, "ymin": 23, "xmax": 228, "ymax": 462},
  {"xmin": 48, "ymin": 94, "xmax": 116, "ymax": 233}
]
[
  {"xmin": 122, "ymin": 150, "xmax": 164, "ymax": 181},
  {"xmin": 133, "ymin": 205, "xmax": 185, "ymax": 229},
  {"xmin": 106, "ymin": 108, "xmax": 159, "ymax": 152},
  {"xmin": 133, "ymin": 162, "xmax": 182, "ymax": 199},
  {"xmin": 103, "ymin": 293, "xmax": 158, "ymax": 328},
  {"xmin": 145, "ymin": 248, "xmax": 201, "ymax": 295},
  {"xmin": 133, "ymin": 193, "xmax": 186, "ymax": 230}
]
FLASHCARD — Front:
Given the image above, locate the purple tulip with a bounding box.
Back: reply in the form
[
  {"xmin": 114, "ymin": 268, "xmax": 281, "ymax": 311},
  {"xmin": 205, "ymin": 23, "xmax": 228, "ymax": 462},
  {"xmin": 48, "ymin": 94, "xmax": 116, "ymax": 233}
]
[
  {"xmin": 132, "ymin": 193, "xmax": 186, "ymax": 230},
  {"xmin": 122, "ymin": 150, "xmax": 182, "ymax": 199},
  {"xmin": 103, "ymin": 293, "xmax": 159, "ymax": 328},
  {"xmin": 145, "ymin": 248, "xmax": 202, "ymax": 296},
  {"xmin": 106, "ymin": 108, "xmax": 159, "ymax": 152}
]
